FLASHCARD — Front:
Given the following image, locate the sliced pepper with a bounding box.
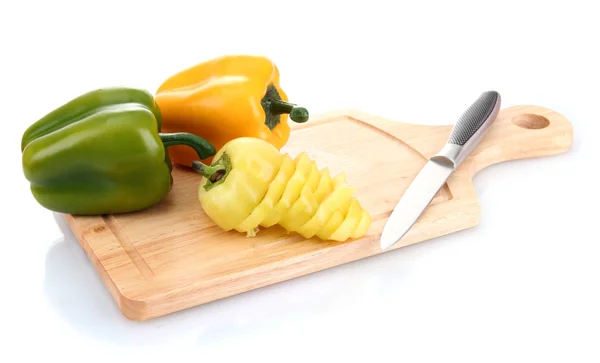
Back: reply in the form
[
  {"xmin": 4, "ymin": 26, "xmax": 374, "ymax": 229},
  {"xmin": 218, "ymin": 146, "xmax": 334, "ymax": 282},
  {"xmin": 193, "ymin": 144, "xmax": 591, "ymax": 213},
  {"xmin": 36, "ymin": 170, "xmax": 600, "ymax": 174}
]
[
  {"xmin": 191, "ymin": 137, "xmax": 371, "ymax": 241},
  {"xmin": 21, "ymin": 87, "xmax": 215, "ymax": 215},
  {"xmin": 236, "ymin": 154, "xmax": 295, "ymax": 234},
  {"xmin": 154, "ymin": 54, "xmax": 310, "ymax": 166}
]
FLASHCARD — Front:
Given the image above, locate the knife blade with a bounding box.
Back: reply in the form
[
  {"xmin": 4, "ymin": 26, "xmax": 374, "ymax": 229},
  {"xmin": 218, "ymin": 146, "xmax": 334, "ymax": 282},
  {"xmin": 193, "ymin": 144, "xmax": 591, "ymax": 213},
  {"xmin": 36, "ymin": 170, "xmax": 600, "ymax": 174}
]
[{"xmin": 380, "ymin": 90, "xmax": 502, "ymax": 250}]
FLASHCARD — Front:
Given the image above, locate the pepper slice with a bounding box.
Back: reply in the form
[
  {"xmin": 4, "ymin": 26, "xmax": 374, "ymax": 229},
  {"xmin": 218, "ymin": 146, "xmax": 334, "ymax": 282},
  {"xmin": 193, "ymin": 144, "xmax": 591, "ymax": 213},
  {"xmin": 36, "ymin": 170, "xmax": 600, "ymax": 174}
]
[
  {"xmin": 296, "ymin": 176, "xmax": 355, "ymax": 239},
  {"xmin": 278, "ymin": 161, "xmax": 321, "ymax": 232},
  {"xmin": 329, "ymin": 199, "xmax": 363, "ymax": 241},
  {"xmin": 259, "ymin": 152, "xmax": 313, "ymax": 228},
  {"xmin": 21, "ymin": 87, "xmax": 215, "ymax": 215},
  {"xmin": 236, "ymin": 154, "xmax": 296, "ymax": 234},
  {"xmin": 191, "ymin": 137, "xmax": 371, "ymax": 241},
  {"xmin": 155, "ymin": 54, "xmax": 310, "ymax": 166}
]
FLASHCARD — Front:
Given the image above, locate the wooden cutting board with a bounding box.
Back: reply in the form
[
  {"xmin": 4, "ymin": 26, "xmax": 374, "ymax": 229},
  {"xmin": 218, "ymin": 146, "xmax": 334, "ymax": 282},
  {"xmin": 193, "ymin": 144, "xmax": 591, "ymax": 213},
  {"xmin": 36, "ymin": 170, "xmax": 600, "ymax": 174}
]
[{"xmin": 63, "ymin": 104, "xmax": 573, "ymax": 321}]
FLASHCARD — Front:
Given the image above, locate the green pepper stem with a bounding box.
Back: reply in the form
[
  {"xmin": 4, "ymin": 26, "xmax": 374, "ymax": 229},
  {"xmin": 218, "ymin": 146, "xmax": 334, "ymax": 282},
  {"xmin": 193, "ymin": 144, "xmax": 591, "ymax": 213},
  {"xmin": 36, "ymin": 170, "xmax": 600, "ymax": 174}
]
[
  {"xmin": 159, "ymin": 132, "xmax": 216, "ymax": 160},
  {"xmin": 269, "ymin": 99, "xmax": 309, "ymax": 123},
  {"xmin": 191, "ymin": 152, "xmax": 231, "ymax": 191},
  {"xmin": 191, "ymin": 161, "xmax": 226, "ymax": 182}
]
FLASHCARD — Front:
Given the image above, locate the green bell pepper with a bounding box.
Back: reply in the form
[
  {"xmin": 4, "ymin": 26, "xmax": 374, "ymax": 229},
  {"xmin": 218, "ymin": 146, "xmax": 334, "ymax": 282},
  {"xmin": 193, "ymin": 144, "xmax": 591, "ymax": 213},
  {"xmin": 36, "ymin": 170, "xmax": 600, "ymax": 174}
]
[{"xmin": 21, "ymin": 87, "xmax": 216, "ymax": 215}]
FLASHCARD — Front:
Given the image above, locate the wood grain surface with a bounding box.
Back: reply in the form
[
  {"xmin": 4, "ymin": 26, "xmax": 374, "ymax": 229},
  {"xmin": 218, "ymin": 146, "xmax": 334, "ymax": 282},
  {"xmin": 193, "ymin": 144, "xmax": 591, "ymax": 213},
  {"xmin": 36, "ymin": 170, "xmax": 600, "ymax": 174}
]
[{"xmin": 64, "ymin": 105, "xmax": 573, "ymax": 320}]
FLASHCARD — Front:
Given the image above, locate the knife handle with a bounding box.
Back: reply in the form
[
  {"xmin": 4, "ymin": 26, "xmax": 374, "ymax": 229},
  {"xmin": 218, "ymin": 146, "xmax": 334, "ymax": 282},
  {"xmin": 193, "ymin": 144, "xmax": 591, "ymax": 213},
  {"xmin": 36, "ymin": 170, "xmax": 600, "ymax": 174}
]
[{"xmin": 432, "ymin": 90, "xmax": 501, "ymax": 168}]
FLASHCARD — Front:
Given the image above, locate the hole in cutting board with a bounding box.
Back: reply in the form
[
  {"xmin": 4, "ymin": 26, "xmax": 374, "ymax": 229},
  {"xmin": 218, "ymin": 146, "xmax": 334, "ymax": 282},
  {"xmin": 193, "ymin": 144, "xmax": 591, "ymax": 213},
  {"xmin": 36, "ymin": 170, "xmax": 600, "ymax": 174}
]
[{"xmin": 511, "ymin": 114, "xmax": 550, "ymax": 130}]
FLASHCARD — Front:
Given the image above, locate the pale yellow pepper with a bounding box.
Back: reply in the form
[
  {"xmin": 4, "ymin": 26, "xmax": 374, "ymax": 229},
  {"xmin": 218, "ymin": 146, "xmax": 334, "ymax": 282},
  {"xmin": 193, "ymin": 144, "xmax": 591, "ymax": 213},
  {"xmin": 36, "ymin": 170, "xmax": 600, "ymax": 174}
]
[{"xmin": 191, "ymin": 137, "xmax": 371, "ymax": 241}]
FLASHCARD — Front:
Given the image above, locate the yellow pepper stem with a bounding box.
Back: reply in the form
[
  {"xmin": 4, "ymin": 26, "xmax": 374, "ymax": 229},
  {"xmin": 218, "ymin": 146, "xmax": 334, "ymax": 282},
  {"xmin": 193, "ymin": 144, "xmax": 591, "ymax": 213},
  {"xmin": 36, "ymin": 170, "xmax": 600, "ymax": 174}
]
[
  {"xmin": 261, "ymin": 84, "xmax": 309, "ymax": 129},
  {"xmin": 191, "ymin": 153, "xmax": 232, "ymax": 191},
  {"xmin": 270, "ymin": 99, "xmax": 309, "ymax": 123}
]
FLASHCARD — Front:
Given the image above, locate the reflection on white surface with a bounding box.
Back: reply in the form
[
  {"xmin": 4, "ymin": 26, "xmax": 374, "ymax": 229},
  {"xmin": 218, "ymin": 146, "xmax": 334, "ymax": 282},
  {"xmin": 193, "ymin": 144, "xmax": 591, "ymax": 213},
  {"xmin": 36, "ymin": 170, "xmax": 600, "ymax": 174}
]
[
  {"xmin": 45, "ymin": 208, "xmax": 486, "ymax": 348},
  {"xmin": 42, "ymin": 208, "xmax": 492, "ymax": 349},
  {"xmin": 44, "ymin": 212, "xmax": 408, "ymax": 346}
]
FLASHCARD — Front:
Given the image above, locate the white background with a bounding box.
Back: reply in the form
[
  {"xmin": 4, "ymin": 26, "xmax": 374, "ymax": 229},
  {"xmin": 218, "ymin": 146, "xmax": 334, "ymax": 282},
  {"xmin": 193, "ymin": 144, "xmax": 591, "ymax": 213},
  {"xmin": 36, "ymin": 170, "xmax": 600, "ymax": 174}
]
[{"xmin": 2, "ymin": 0, "xmax": 599, "ymax": 361}]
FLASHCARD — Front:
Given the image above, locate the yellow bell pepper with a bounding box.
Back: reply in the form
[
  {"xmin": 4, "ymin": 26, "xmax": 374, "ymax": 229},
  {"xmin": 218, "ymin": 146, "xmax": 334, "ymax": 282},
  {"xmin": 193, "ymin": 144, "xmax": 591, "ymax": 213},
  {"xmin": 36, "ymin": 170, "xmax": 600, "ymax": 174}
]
[
  {"xmin": 154, "ymin": 54, "xmax": 309, "ymax": 166},
  {"xmin": 191, "ymin": 137, "xmax": 371, "ymax": 241}
]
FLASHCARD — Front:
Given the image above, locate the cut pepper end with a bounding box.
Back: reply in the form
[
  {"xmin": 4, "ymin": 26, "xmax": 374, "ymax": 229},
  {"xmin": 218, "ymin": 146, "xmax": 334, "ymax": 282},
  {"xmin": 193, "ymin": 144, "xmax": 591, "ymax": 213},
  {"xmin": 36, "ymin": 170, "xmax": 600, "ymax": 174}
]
[{"xmin": 290, "ymin": 106, "xmax": 309, "ymax": 123}]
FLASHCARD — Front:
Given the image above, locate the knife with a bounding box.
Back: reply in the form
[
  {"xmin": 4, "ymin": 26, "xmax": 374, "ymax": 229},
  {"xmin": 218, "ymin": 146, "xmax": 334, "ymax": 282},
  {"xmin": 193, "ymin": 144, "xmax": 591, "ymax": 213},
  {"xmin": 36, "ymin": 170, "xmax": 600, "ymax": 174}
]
[{"xmin": 380, "ymin": 90, "xmax": 502, "ymax": 250}]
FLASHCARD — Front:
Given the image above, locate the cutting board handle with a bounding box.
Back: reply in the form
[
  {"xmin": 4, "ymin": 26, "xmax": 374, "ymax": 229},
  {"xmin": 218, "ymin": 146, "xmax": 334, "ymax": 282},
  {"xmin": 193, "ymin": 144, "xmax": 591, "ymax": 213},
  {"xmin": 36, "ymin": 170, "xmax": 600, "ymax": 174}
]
[
  {"xmin": 323, "ymin": 106, "xmax": 573, "ymax": 176},
  {"xmin": 465, "ymin": 105, "xmax": 574, "ymax": 176}
]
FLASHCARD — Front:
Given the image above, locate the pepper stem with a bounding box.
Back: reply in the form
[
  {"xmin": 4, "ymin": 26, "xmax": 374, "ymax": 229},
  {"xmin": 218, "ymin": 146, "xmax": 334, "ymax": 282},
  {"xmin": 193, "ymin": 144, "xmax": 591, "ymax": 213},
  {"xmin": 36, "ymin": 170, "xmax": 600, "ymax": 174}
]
[
  {"xmin": 191, "ymin": 162, "xmax": 226, "ymax": 182},
  {"xmin": 191, "ymin": 152, "xmax": 231, "ymax": 191},
  {"xmin": 270, "ymin": 99, "xmax": 309, "ymax": 123},
  {"xmin": 159, "ymin": 132, "xmax": 216, "ymax": 160}
]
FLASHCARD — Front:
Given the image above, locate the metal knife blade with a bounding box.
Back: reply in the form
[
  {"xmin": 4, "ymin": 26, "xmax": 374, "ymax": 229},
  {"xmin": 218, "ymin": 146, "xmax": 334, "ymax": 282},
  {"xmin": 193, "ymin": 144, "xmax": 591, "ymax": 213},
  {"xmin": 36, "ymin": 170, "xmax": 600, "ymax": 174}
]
[{"xmin": 380, "ymin": 90, "xmax": 502, "ymax": 250}]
